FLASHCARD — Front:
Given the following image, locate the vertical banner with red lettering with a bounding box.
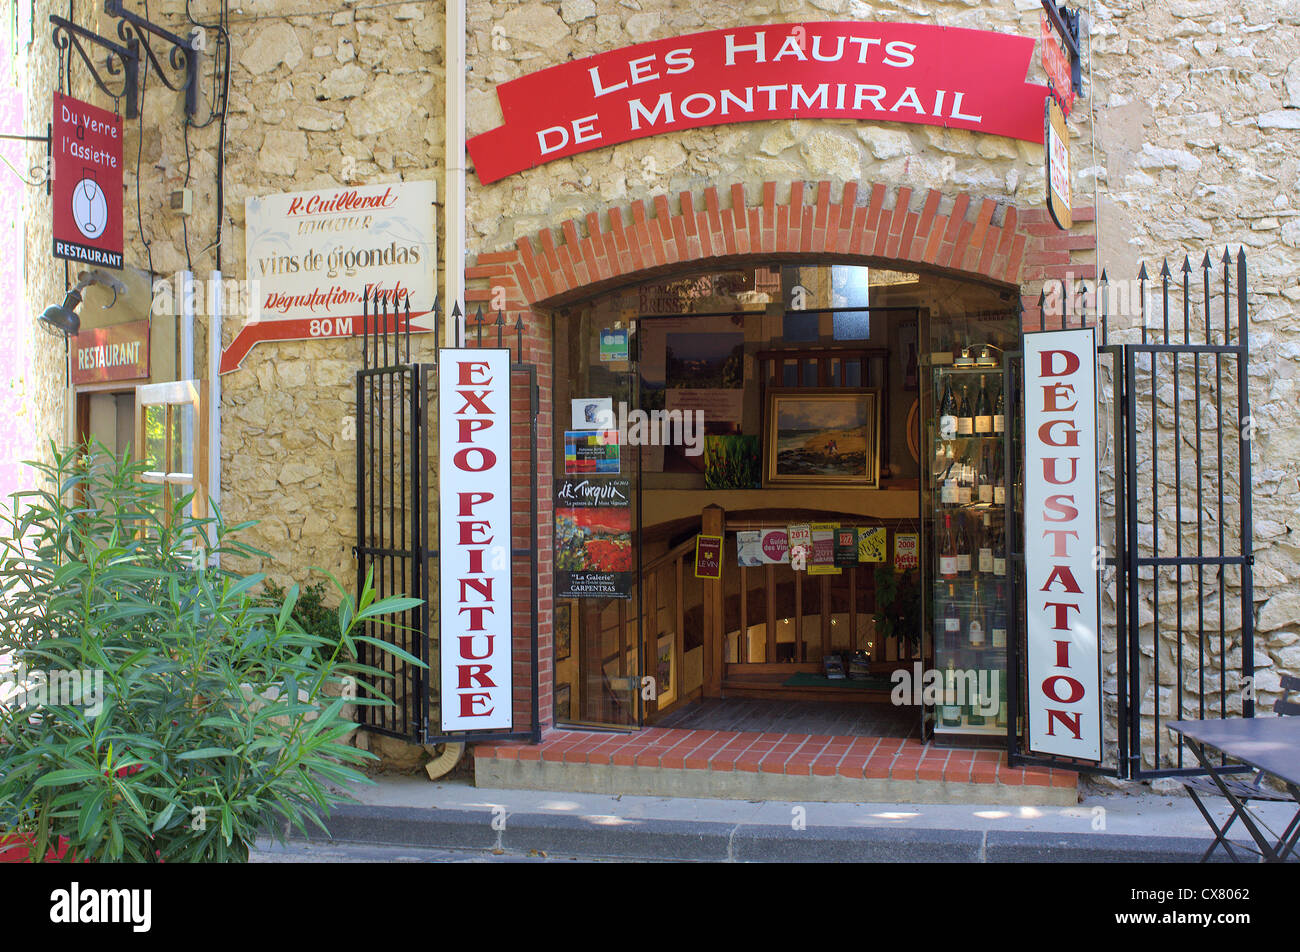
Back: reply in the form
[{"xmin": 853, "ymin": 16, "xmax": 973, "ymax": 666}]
[
  {"xmin": 439, "ymin": 348, "xmax": 513, "ymax": 732},
  {"xmin": 1023, "ymin": 328, "xmax": 1101, "ymax": 761}
]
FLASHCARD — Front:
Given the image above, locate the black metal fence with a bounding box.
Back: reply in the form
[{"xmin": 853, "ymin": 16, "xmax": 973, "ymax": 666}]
[
  {"xmin": 354, "ymin": 289, "xmax": 430, "ymax": 740},
  {"xmin": 1009, "ymin": 250, "xmax": 1255, "ymax": 780},
  {"xmin": 353, "ymin": 294, "xmax": 541, "ymax": 745}
]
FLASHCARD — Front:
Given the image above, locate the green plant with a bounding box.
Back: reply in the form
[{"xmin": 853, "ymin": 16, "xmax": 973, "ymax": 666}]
[
  {"xmin": 873, "ymin": 563, "xmax": 921, "ymax": 648},
  {"xmin": 0, "ymin": 443, "xmax": 423, "ymax": 862},
  {"xmin": 259, "ymin": 579, "xmax": 339, "ymax": 662}
]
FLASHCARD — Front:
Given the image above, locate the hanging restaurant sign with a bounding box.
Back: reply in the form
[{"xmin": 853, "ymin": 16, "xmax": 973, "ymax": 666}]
[
  {"xmin": 1045, "ymin": 96, "xmax": 1073, "ymax": 231},
  {"xmin": 52, "ymin": 93, "xmax": 123, "ymax": 270},
  {"xmin": 469, "ymin": 21, "xmax": 1049, "ymax": 183},
  {"xmin": 1039, "ymin": 12, "xmax": 1075, "ymax": 114},
  {"xmin": 1022, "ymin": 328, "xmax": 1101, "ymax": 761},
  {"xmin": 221, "ymin": 179, "xmax": 437, "ymax": 373},
  {"xmin": 439, "ymin": 348, "xmax": 513, "ymax": 732}
]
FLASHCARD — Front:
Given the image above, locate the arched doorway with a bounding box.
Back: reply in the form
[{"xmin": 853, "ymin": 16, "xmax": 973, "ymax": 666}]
[
  {"xmin": 462, "ymin": 179, "xmax": 1090, "ymax": 739},
  {"xmin": 549, "ymin": 257, "xmax": 1018, "ymax": 740}
]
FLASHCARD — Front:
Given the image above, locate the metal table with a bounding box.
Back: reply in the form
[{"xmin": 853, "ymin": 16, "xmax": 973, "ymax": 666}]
[{"xmin": 1168, "ymin": 718, "xmax": 1300, "ymax": 863}]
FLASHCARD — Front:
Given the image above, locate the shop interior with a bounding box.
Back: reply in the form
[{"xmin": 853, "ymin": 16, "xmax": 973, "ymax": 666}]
[{"xmin": 552, "ymin": 260, "xmax": 1020, "ymax": 744}]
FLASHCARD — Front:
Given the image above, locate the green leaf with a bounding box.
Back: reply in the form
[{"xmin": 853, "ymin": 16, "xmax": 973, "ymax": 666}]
[{"xmin": 175, "ymin": 748, "xmax": 236, "ymax": 761}]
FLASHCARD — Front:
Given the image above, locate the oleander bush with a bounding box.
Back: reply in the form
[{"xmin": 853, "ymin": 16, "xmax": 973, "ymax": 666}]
[{"xmin": 0, "ymin": 443, "xmax": 422, "ymax": 862}]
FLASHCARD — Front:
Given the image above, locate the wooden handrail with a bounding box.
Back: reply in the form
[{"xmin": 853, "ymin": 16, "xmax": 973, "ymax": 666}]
[{"xmin": 641, "ymin": 536, "xmax": 697, "ymax": 574}]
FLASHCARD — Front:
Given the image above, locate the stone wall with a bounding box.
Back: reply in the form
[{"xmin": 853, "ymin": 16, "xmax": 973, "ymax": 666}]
[{"xmin": 18, "ymin": 0, "xmax": 1300, "ymax": 773}]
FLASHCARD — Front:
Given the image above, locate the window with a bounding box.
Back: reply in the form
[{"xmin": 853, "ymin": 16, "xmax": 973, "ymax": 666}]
[{"xmin": 135, "ymin": 379, "xmax": 208, "ymax": 528}]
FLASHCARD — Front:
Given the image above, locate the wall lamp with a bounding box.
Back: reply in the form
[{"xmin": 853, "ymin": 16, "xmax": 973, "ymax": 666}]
[{"xmin": 38, "ymin": 269, "xmax": 129, "ymax": 338}]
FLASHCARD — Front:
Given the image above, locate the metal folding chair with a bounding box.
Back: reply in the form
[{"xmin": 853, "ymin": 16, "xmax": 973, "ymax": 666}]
[{"xmin": 1182, "ymin": 675, "xmax": 1300, "ymax": 863}]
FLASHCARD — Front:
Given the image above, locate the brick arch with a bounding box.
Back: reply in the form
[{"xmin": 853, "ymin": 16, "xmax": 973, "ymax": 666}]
[
  {"xmin": 462, "ymin": 179, "xmax": 1095, "ymax": 731},
  {"xmin": 465, "ymin": 180, "xmax": 1096, "ymax": 321}
]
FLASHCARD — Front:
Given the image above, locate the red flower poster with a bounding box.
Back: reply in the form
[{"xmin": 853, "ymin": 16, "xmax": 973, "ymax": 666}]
[{"xmin": 555, "ymin": 477, "xmax": 633, "ymax": 599}]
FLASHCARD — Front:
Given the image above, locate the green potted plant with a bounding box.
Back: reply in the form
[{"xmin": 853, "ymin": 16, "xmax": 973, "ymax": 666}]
[
  {"xmin": 0, "ymin": 443, "xmax": 423, "ymax": 862},
  {"xmin": 873, "ymin": 563, "xmax": 922, "ymax": 654}
]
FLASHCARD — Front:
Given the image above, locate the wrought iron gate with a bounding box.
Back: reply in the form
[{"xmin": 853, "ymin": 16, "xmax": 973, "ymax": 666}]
[
  {"xmin": 354, "ymin": 294, "xmax": 541, "ymax": 745},
  {"xmin": 1008, "ymin": 250, "xmax": 1255, "ymax": 780},
  {"xmin": 1116, "ymin": 250, "xmax": 1255, "ymax": 779}
]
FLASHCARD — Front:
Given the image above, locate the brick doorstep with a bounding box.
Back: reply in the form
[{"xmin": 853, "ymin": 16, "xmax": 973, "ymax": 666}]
[{"xmin": 473, "ymin": 728, "xmax": 1079, "ymax": 806}]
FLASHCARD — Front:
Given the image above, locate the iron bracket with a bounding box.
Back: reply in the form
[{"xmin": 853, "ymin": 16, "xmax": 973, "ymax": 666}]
[
  {"xmin": 50, "ymin": 14, "xmax": 139, "ymax": 119},
  {"xmin": 1040, "ymin": 1, "xmax": 1085, "ymax": 99},
  {"xmin": 103, "ymin": 0, "xmax": 201, "ymax": 117}
]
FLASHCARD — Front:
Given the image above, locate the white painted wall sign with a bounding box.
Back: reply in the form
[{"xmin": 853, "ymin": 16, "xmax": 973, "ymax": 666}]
[
  {"xmin": 439, "ymin": 348, "xmax": 513, "ymax": 732},
  {"xmin": 1022, "ymin": 327, "xmax": 1101, "ymax": 761},
  {"xmin": 223, "ymin": 179, "xmax": 437, "ymax": 372}
]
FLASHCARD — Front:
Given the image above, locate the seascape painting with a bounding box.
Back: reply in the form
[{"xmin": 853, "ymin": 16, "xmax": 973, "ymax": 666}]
[{"xmin": 764, "ymin": 389, "xmax": 880, "ymax": 488}]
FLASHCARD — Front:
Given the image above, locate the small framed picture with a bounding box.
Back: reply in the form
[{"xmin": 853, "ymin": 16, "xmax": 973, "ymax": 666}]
[
  {"xmin": 764, "ymin": 388, "xmax": 881, "ymax": 489},
  {"xmin": 554, "ymin": 682, "xmax": 572, "ymax": 722},
  {"xmin": 571, "ymin": 397, "xmax": 614, "ymax": 430}
]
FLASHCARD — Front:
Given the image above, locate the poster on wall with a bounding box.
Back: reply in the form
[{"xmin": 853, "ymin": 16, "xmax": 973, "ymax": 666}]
[
  {"xmin": 52, "ymin": 92, "xmax": 123, "ymax": 270},
  {"xmin": 808, "ymin": 522, "xmax": 841, "ymax": 576},
  {"xmin": 564, "ymin": 429, "xmax": 621, "ymax": 474},
  {"xmin": 555, "ymin": 477, "xmax": 634, "ymax": 599},
  {"xmin": 857, "ymin": 526, "xmax": 888, "ymax": 563},
  {"xmin": 222, "ymin": 179, "xmax": 437, "ymax": 373},
  {"xmin": 1022, "ymin": 328, "xmax": 1101, "ymax": 761},
  {"xmin": 694, "ymin": 535, "xmax": 723, "ymax": 579},
  {"xmin": 737, "ymin": 528, "xmax": 789, "ymax": 566},
  {"xmin": 438, "ymin": 348, "xmax": 512, "ymax": 732},
  {"xmin": 893, "ymin": 532, "xmax": 919, "ymax": 571}
]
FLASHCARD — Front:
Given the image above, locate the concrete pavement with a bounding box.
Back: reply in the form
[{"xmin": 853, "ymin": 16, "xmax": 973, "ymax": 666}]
[{"xmin": 252, "ymin": 774, "xmax": 1300, "ymax": 862}]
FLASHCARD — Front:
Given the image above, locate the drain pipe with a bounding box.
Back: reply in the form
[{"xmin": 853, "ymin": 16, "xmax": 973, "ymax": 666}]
[
  {"xmin": 207, "ymin": 271, "xmax": 223, "ymax": 565},
  {"xmin": 445, "ymin": 0, "xmax": 466, "ymax": 341},
  {"xmin": 181, "ymin": 270, "xmax": 195, "ymax": 479}
]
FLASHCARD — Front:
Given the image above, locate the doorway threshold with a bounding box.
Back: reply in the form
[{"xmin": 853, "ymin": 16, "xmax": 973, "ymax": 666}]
[{"xmin": 474, "ymin": 727, "xmax": 1078, "ymax": 806}]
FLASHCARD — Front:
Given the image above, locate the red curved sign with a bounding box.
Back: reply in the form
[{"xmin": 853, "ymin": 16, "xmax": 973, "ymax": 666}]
[{"xmin": 469, "ymin": 21, "xmax": 1048, "ymax": 184}]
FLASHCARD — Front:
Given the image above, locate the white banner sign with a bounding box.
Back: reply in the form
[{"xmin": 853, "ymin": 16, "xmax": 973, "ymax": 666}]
[
  {"xmin": 222, "ymin": 179, "xmax": 437, "ymax": 372},
  {"xmin": 439, "ymin": 349, "xmax": 513, "ymax": 732},
  {"xmin": 1023, "ymin": 327, "xmax": 1101, "ymax": 761}
]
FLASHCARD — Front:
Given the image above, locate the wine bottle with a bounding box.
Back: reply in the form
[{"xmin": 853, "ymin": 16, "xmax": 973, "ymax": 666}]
[
  {"xmin": 993, "ymin": 518, "xmax": 1007, "ymax": 577},
  {"xmin": 991, "ymin": 584, "xmax": 1008, "ymax": 649},
  {"xmin": 974, "ymin": 375, "xmax": 993, "ymax": 434},
  {"xmin": 940, "ymin": 514, "xmax": 957, "ymax": 579},
  {"xmin": 978, "ymin": 512, "xmax": 994, "ymax": 574},
  {"xmin": 968, "ymin": 578, "xmax": 986, "ymax": 647},
  {"xmin": 993, "ymin": 384, "xmax": 1005, "ymax": 434},
  {"xmin": 993, "ymin": 442, "xmax": 1007, "ymax": 505},
  {"xmin": 942, "ymin": 582, "xmax": 961, "ymax": 654},
  {"xmin": 967, "ymin": 677, "xmax": 986, "ymax": 727},
  {"xmin": 941, "ymin": 661, "xmax": 963, "ymax": 728},
  {"xmin": 977, "ymin": 445, "xmax": 994, "ymax": 504},
  {"xmin": 957, "ymin": 451, "xmax": 972, "ymax": 506},
  {"xmin": 956, "ymin": 515, "xmax": 971, "ymax": 576},
  {"xmin": 938, "ymin": 376, "xmax": 957, "ymax": 441},
  {"xmin": 957, "ymin": 384, "xmax": 973, "ymax": 436}
]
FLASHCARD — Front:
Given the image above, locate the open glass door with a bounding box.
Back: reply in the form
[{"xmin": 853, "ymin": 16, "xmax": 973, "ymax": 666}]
[{"xmin": 552, "ymin": 306, "xmax": 641, "ymax": 729}]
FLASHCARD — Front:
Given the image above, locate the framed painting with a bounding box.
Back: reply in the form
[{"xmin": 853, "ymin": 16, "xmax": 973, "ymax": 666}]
[{"xmin": 763, "ymin": 388, "xmax": 880, "ymax": 488}]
